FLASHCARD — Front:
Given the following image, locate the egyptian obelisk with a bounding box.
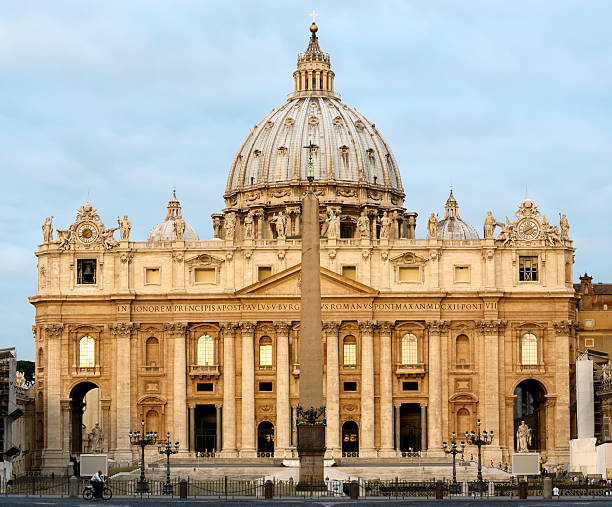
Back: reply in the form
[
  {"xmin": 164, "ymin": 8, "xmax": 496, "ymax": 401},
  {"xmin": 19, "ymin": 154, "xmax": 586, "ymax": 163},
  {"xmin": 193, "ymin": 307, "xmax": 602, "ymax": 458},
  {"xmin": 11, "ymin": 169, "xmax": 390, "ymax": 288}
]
[{"xmin": 297, "ymin": 143, "xmax": 326, "ymax": 488}]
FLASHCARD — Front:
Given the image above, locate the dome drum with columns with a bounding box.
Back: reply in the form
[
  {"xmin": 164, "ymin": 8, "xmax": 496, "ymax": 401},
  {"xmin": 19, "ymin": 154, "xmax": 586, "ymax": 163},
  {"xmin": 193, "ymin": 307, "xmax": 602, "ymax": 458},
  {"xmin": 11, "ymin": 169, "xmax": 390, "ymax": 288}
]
[{"xmin": 218, "ymin": 23, "xmax": 417, "ymax": 241}]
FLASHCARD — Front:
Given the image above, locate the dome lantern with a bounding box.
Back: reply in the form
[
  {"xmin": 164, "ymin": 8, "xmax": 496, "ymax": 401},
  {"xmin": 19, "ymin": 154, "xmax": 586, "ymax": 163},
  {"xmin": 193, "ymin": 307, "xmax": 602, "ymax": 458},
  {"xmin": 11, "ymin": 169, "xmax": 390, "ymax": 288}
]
[
  {"xmin": 437, "ymin": 189, "xmax": 479, "ymax": 240},
  {"xmin": 148, "ymin": 190, "xmax": 199, "ymax": 242}
]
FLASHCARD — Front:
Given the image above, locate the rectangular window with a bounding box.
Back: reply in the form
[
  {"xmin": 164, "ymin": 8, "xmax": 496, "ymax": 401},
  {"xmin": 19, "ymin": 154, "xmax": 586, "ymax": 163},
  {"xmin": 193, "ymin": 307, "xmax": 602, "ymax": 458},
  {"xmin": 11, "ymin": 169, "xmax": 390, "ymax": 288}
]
[
  {"xmin": 77, "ymin": 259, "xmax": 97, "ymax": 284},
  {"xmin": 259, "ymin": 343, "xmax": 273, "ymax": 366},
  {"xmin": 343, "ymin": 381, "xmax": 357, "ymax": 392},
  {"xmin": 145, "ymin": 268, "xmax": 160, "ymax": 284},
  {"xmin": 519, "ymin": 256, "xmax": 538, "ymax": 281},
  {"xmin": 402, "ymin": 381, "xmax": 418, "ymax": 391},
  {"xmin": 343, "ymin": 342, "xmax": 357, "ymax": 366},
  {"xmin": 342, "ymin": 266, "xmax": 356, "ymax": 280},
  {"xmin": 399, "ymin": 266, "xmax": 419, "ymax": 282},
  {"xmin": 454, "ymin": 266, "xmax": 470, "ymax": 283},
  {"xmin": 194, "ymin": 268, "xmax": 216, "ymax": 283},
  {"xmin": 259, "ymin": 382, "xmax": 273, "ymax": 392},
  {"xmin": 258, "ymin": 266, "xmax": 272, "ymax": 282},
  {"xmin": 196, "ymin": 382, "xmax": 214, "ymax": 392}
]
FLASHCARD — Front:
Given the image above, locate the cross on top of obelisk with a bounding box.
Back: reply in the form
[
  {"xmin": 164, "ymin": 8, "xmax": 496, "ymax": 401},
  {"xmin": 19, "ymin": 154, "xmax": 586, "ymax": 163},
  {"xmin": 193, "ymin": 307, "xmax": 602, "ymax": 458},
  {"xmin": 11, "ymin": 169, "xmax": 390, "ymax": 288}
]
[{"xmin": 309, "ymin": 10, "xmax": 318, "ymax": 24}]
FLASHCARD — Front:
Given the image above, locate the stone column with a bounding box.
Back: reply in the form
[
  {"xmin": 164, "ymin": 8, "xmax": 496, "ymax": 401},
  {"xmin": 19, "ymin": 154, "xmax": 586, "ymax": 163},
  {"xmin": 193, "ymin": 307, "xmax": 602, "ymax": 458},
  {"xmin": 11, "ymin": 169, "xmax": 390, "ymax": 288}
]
[
  {"xmin": 101, "ymin": 400, "xmax": 111, "ymax": 453},
  {"xmin": 426, "ymin": 321, "xmax": 445, "ymax": 456},
  {"xmin": 275, "ymin": 321, "xmax": 291, "ymax": 458},
  {"xmin": 240, "ymin": 322, "xmax": 257, "ymax": 457},
  {"xmin": 323, "ymin": 322, "xmax": 340, "ymax": 458},
  {"xmin": 110, "ymin": 322, "xmax": 136, "ymax": 463},
  {"xmin": 554, "ymin": 321, "xmax": 572, "ymax": 459},
  {"xmin": 379, "ymin": 322, "xmax": 395, "ymax": 456},
  {"xmin": 61, "ymin": 400, "xmax": 71, "ymax": 453},
  {"xmin": 166, "ymin": 323, "xmax": 187, "ymax": 452},
  {"xmin": 359, "ymin": 321, "xmax": 376, "ymax": 457},
  {"xmin": 220, "ymin": 323, "xmax": 238, "ymax": 457},
  {"xmin": 421, "ymin": 404, "xmax": 428, "ymax": 452},
  {"xmin": 216, "ymin": 405, "xmax": 222, "ymax": 452},
  {"xmin": 189, "ymin": 407, "xmax": 195, "ymax": 452},
  {"xmin": 394, "ymin": 405, "xmax": 401, "ymax": 452}
]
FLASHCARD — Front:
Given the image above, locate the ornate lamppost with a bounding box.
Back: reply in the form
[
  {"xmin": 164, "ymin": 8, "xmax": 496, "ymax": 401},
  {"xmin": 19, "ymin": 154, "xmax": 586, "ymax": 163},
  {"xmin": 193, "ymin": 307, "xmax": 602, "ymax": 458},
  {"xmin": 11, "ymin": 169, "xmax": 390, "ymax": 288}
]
[
  {"xmin": 442, "ymin": 432, "xmax": 465, "ymax": 493},
  {"xmin": 129, "ymin": 419, "xmax": 158, "ymax": 493},
  {"xmin": 158, "ymin": 432, "xmax": 180, "ymax": 495},
  {"xmin": 465, "ymin": 419, "xmax": 494, "ymax": 494}
]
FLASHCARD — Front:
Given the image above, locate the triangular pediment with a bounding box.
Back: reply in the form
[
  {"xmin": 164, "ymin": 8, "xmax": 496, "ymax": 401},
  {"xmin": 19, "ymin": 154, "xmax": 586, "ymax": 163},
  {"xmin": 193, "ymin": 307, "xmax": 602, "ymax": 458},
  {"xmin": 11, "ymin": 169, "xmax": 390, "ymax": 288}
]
[{"xmin": 236, "ymin": 264, "xmax": 378, "ymax": 297}]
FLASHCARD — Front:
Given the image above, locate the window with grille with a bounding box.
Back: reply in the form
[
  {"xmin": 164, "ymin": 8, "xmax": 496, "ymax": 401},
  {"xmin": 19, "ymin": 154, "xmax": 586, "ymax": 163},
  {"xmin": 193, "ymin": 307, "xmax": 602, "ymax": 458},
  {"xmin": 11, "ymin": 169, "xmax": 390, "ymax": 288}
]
[
  {"xmin": 259, "ymin": 337, "xmax": 273, "ymax": 366},
  {"xmin": 79, "ymin": 336, "xmax": 95, "ymax": 368},
  {"xmin": 400, "ymin": 334, "xmax": 418, "ymax": 365},
  {"xmin": 521, "ymin": 333, "xmax": 538, "ymax": 365},
  {"xmin": 519, "ymin": 256, "xmax": 538, "ymax": 281},
  {"xmin": 343, "ymin": 336, "xmax": 357, "ymax": 366},
  {"xmin": 197, "ymin": 335, "xmax": 214, "ymax": 365}
]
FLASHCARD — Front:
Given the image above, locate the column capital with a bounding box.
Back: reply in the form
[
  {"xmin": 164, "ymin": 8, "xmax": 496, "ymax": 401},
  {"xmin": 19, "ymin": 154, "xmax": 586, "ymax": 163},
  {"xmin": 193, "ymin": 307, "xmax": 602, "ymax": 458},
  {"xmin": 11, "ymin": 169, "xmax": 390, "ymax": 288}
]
[
  {"xmin": 475, "ymin": 320, "xmax": 507, "ymax": 334},
  {"xmin": 163, "ymin": 322, "xmax": 188, "ymax": 337},
  {"xmin": 274, "ymin": 321, "xmax": 292, "ymax": 336},
  {"xmin": 322, "ymin": 321, "xmax": 340, "ymax": 335},
  {"xmin": 240, "ymin": 321, "xmax": 257, "ymax": 337},
  {"xmin": 219, "ymin": 322, "xmax": 239, "ymax": 336},
  {"xmin": 425, "ymin": 320, "xmax": 448, "ymax": 333},
  {"xmin": 43, "ymin": 323, "xmax": 64, "ymax": 339},
  {"xmin": 358, "ymin": 320, "xmax": 376, "ymax": 334},
  {"xmin": 378, "ymin": 321, "xmax": 394, "ymax": 335},
  {"xmin": 110, "ymin": 322, "xmax": 139, "ymax": 338}
]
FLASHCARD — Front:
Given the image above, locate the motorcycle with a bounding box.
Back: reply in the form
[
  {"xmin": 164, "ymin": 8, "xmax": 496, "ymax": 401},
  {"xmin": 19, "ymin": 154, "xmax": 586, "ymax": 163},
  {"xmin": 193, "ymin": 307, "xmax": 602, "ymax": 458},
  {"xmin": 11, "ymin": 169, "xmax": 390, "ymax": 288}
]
[{"xmin": 82, "ymin": 483, "xmax": 113, "ymax": 500}]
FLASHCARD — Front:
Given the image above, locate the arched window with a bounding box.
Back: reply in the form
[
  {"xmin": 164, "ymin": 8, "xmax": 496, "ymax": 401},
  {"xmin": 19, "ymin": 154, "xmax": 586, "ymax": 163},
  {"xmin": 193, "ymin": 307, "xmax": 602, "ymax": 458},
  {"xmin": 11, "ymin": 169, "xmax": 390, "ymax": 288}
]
[
  {"xmin": 79, "ymin": 336, "xmax": 95, "ymax": 368},
  {"xmin": 521, "ymin": 333, "xmax": 538, "ymax": 365},
  {"xmin": 197, "ymin": 335, "xmax": 214, "ymax": 366},
  {"xmin": 145, "ymin": 337, "xmax": 159, "ymax": 366},
  {"xmin": 343, "ymin": 335, "xmax": 357, "ymax": 366},
  {"xmin": 259, "ymin": 337, "xmax": 273, "ymax": 367},
  {"xmin": 400, "ymin": 334, "xmax": 417, "ymax": 365},
  {"xmin": 456, "ymin": 335, "xmax": 470, "ymax": 368}
]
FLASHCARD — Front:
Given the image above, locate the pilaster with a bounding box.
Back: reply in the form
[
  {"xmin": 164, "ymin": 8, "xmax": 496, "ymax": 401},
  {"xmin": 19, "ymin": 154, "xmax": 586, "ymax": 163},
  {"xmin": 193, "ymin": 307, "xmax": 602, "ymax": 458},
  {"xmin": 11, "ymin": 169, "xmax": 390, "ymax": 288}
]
[
  {"xmin": 553, "ymin": 320, "xmax": 573, "ymax": 460},
  {"xmin": 323, "ymin": 321, "xmax": 340, "ymax": 458},
  {"xmin": 426, "ymin": 320, "xmax": 446, "ymax": 457},
  {"xmin": 275, "ymin": 321, "xmax": 291, "ymax": 458},
  {"xmin": 240, "ymin": 321, "xmax": 257, "ymax": 457},
  {"xmin": 220, "ymin": 322, "xmax": 238, "ymax": 457},
  {"xmin": 378, "ymin": 321, "xmax": 395, "ymax": 456},
  {"xmin": 359, "ymin": 321, "xmax": 376, "ymax": 457},
  {"xmin": 166, "ymin": 322, "xmax": 188, "ymax": 453}
]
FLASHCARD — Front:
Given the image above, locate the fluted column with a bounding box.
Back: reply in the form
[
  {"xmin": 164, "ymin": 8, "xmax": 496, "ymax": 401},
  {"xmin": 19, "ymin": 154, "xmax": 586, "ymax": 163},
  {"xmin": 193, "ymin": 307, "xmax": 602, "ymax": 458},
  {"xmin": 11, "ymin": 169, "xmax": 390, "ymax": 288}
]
[
  {"xmin": 426, "ymin": 321, "xmax": 445, "ymax": 456},
  {"xmin": 110, "ymin": 322, "xmax": 137, "ymax": 462},
  {"xmin": 359, "ymin": 321, "xmax": 376, "ymax": 457},
  {"xmin": 379, "ymin": 321, "xmax": 395, "ymax": 456},
  {"xmin": 220, "ymin": 322, "xmax": 238, "ymax": 456},
  {"xmin": 240, "ymin": 322, "xmax": 257, "ymax": 457},
  {"xmin": 275, "ymin": 321, "xmax": 291, "ymax": 458},
  {"xmin": 323, "ymin": 321, "xmax": 340, "ymax": 458},
  {"xmin": 166, "ymin": 322, "xmax": 187, "ymax": 452}
]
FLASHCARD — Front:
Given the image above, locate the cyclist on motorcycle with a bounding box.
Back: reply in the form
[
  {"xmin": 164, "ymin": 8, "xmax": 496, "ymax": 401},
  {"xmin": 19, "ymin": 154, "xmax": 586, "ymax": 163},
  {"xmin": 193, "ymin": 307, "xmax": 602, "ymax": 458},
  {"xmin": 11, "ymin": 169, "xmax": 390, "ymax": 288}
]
[{"xmin": 90, "ymin": 470, "xmax": 105, "ymax": 498}]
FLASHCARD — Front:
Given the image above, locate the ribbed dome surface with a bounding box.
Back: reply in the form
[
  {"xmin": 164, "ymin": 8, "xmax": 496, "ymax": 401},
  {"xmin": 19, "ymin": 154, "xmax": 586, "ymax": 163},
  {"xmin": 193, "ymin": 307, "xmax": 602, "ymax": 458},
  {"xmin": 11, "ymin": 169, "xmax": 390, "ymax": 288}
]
[
  {"xmin": 225, "ymin": 97, "xmax": 402, "ymax": 192},
  {"xmin": 437, "ymin": 217, "xmax": 479, "ymax": 240}
]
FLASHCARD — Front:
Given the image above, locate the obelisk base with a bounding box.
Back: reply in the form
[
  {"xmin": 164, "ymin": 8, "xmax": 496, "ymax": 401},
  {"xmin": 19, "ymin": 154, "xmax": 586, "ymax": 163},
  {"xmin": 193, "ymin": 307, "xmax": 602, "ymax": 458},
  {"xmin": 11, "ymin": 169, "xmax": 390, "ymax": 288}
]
[{"xmin": 297, "ymin": 425, "xmax": 326, "ymax": 490}]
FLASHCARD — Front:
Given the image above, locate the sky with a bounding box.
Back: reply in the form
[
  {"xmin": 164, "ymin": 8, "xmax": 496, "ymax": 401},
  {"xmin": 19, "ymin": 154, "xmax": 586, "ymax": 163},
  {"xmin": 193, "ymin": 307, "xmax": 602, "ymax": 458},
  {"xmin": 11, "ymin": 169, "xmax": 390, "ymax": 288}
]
[{"xmin": 1, "ymin": 1, "xmax": 610, "ymax": 361}]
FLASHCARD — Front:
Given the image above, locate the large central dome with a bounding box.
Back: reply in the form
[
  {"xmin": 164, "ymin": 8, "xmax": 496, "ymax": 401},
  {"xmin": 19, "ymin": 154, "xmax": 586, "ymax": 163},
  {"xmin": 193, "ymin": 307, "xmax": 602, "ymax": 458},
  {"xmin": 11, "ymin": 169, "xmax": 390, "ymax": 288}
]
[{"xmin": 214, "ymin": 23, "xmax": 417, "ymax": 241}]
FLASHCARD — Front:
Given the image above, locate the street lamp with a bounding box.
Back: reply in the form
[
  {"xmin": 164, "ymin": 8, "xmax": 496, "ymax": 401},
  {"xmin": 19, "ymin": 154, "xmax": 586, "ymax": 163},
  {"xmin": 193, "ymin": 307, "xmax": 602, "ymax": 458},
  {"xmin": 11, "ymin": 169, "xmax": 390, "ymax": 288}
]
[
  {"xmin": 465, "ymin": 419, "xmax": 493, "ymax": 494},
  {"xmin": 158, "ymin": 432, "xmax": 180, "ymax": 495},
  {"xmin": 442, "ymin": 432, "xmax": 465, "ymax": 493},
  {"xmin": 129, "ymin": 419, "xmax": 158, "ymax": 493}
]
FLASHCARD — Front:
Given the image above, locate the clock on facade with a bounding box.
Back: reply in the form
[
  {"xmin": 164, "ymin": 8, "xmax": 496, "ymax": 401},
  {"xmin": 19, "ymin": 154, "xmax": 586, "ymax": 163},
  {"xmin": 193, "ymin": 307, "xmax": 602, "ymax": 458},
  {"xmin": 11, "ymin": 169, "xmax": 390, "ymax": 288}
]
[
  {"xmin": 518, "ymin": 218, "xmax": 539, "ymax": 241},
  {"xmin": 77, "ymin": 222, "xmax": 99, "ymax": 244}
]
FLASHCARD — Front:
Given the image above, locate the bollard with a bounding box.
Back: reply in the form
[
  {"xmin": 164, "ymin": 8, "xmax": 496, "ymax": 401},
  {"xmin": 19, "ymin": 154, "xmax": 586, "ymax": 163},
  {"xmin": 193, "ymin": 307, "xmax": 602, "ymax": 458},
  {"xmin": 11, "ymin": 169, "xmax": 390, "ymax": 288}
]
[
  {"xmin": 349, "ymin": 481, "xmax": 359, "ymax": 499},
  {"xmin": 435, "ymin": 481, "xmax": 444, "ymax": 499},
  {"xmin": 179, "ymin": 479, "xmax": 188, "ymax": 499},
  {"xmin": 68, "ymin": 476, "xmax": 79, "ymax": 498},
  {"xmin": 264, "ymin": 480, "xmax": 274, "ymax": 499},
  {"xmin": 542, "ymin": 477, "xmax": 552, "ymax": 499},
  {"xmin": 519, "ymin": 480, "xmax": 527, "ymax": 499}
]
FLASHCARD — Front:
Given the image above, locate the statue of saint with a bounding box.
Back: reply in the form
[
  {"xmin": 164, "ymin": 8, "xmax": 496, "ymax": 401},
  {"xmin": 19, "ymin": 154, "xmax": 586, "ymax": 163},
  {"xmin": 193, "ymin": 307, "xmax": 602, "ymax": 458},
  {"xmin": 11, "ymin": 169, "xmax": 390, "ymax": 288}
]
[
  {"xmin": 92, "ymin": 422, "xmax": 104, "ymax": 453},
  {"xmin": 118, "ymin": 215, "xmax": 131, "ymax": 241},
  {"xmin": 213, "ymin": 216, "xmax": 222, "ymax": 239},
  {"xmin": 427, "ymin": 213, "xmax": 438, "ymax": 239},
  {"xmin": 601, "ymin": 362, "xmax": 612, "ymax": 382},
  {"xmin": 357, "ymin": 210, "xmax": 370, "ymax": 239},
  {"xmin": 174, "ymin": 217, "xmax": 186, "ymax": 240},
  {"xmin": 483, "ymin": 211, "xmax": 497, "ymax": 239},
  {"xmin": 244, "ymin": 211, "xmax": 254, "ymax": 239},
  {"xmin": 323, "ymin": 210, "xmax": 340, "ymax": 239},
  {"xmin": 42, "ymin": 217, "xmax": 54, "ymax": 243},
  {"xmin": 224, "ymin": 213, "xmax": 236, "ymax": 240},
  {"xmin": 560, "ymin": 214, "xmax": 570, "ymax": 241},
  {"xmin": 516, "ymin": 420, "xmax": 532, "ymax": 453},
  {"xmin": 380, "ymin": 211, "xmax": 392, "ymax": 240},
  {"xmin": 273, "ymin": 211, "xmax": 287, "ymax": 239}
]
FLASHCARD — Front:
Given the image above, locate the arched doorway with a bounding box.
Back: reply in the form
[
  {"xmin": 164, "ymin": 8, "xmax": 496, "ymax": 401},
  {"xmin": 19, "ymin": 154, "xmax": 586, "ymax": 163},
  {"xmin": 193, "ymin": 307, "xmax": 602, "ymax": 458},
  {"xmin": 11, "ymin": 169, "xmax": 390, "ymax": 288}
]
[
  {"xmin": 257, "ymin": 421, "xmax": 274, "ymax": 456},
  {"xmin": 514, "ymin": 379, "xmax": 547, "ymax": 451},
  {"xmin": 70, "ymin": 382, "xmax": 100, "ymax": 454},
  {"xmin": 342, "ymin": 421, "xmax": 359, "ymax": 456}
]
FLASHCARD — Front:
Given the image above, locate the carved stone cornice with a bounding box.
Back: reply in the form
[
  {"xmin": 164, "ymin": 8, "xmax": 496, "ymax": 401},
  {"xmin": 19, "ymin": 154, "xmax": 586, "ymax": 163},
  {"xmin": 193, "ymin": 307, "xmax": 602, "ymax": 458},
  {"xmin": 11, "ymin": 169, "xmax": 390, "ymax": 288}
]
[
  {"xmin": 43, "ymin": 323, "xmax": 64, "ymax": 339},
  {"xmin": 274, "ymin": 321, "xmax": 292, "ymax": 336},
  {"xmin": 426, "ymin": 320, "xmax": 448, "ymax": 333},
  {"xmin": 110, "ymin": 322, "xmax": 138, "ymax": 338},
  {"xmin": 476, "ymin": 320, "xmax": 507, "ymax": 334},
  {"xmin": 322, "ymin": 321, "xmax": 340, "ymax": 336},
  {"xmin": 163, "ymin": 322, "xmax": 187, "ymax": 337},
  {"xmin": 378, "ymin": 321, "xmax": 394, "ymax": 336},
  {"xmin": 553, "ymin": 320, "xmax": 576, "ymax": 335},
  {"xmin": 240, "ymin": 321, "xmax": 256, "ymax": 337},
  {"xmin": 358, "ymin": 320, "xmax": 376, "ymax": 334}
]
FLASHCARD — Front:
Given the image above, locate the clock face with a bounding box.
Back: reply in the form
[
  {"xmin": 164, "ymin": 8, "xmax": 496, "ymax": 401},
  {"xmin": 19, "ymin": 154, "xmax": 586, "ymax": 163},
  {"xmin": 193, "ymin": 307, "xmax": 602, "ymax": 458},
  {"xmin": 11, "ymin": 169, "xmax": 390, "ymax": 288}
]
[
  {"xmin": 518, "ymin": 219, "xmax": 539, "ymax": 241},
  {"xmin": 77, "ymin": 222, "xmax": 99, "ymax": 244}
]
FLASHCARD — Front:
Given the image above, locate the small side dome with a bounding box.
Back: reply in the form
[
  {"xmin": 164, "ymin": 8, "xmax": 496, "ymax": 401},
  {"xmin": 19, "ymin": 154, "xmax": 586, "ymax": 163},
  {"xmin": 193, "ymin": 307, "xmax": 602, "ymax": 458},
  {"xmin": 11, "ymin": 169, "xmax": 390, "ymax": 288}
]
[
  {"xmin": 437, "ymin": 189, "xmax": 479, "ymax": 240},
  {"xmin": 148, "ymin": 190, "xmax": 198, "ymax": 242}
]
